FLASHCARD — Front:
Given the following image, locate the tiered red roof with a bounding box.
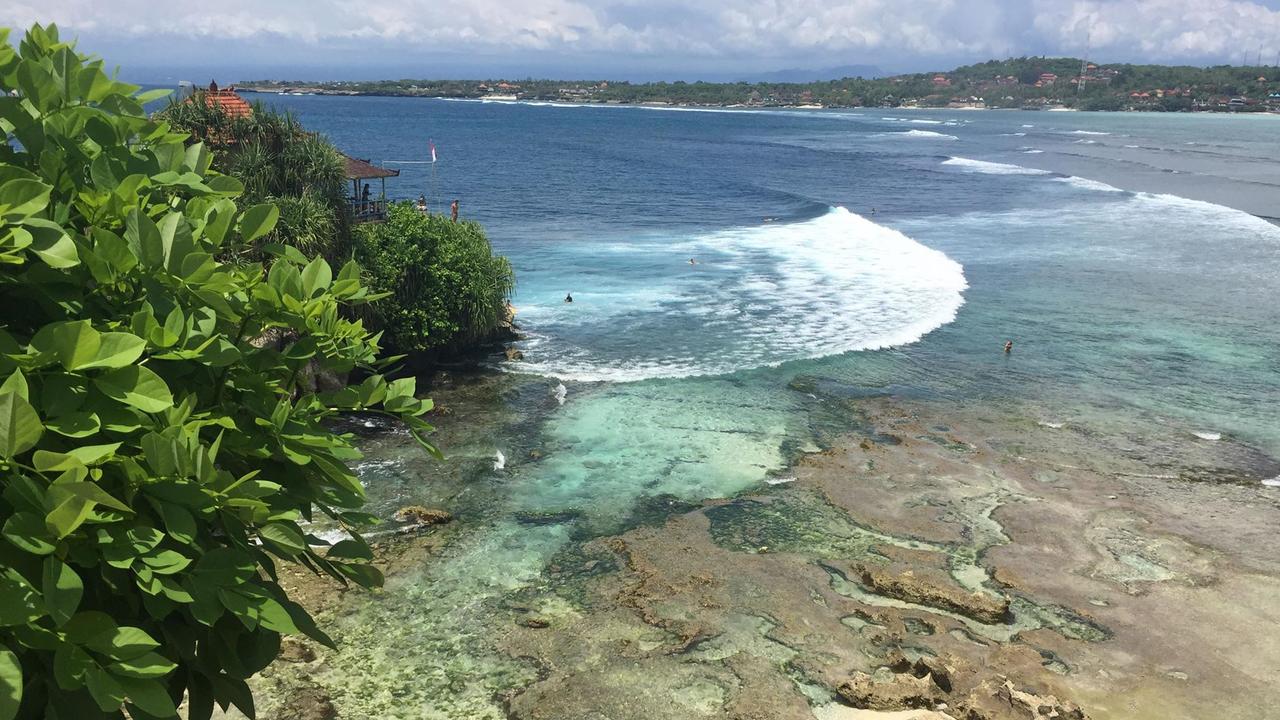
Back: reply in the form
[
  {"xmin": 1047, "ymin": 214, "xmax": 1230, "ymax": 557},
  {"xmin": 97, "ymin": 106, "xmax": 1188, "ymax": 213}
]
[{"xmin": 187, "ymin": 81, "xmax": 252, "ymax": 119}]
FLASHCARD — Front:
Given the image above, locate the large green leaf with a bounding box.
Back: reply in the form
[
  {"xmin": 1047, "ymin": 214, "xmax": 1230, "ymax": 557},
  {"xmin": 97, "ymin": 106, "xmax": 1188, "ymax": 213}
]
[
  {"xmin": 107, "ymin": 651, "xmax": 176, "ymax": 679},
  {"xmin": 258, "ymin": 522, "xmax": 306, "ymax": 556},
  {"xmin": 25, "ymin": 221, "xmax": 79, "ymax": 268},
  {"xmin": 1, "ymin": 513, "xmax": 56, "ymax": 555},
  {"xmin": 0, "ymin": 392, "xmax": 41, "ymax": 457},
  {"xmin": 0, "ymin": 370, "xmax": 27, "ymax": 400},
  {"xmin": 32, "ymin": 320, "xmax": 100, "ymax": 371},
  {"xmin": 0, "ymin": 572, "xmax": 43, "ymax": 626},
  {"xmin": 78, "ymin": 332, "xmax": 146, "ymax": 370},
  {"xmin": 42, "ymin": 557, "xmax": 83, "ymax": 626},
  {"xmin": 0, "ymin": 178, "xmax": 51, "ymax": 217},
  {"xmin": 84, "ymin": 626, "xmax": 159, "ymax": 661},
  {"xmin": 0, "ymin": 644, "xmax": 21, "ymax": 720},
  {"xmin": 238, "ymin": 203, "xmax": 279, "ymax": 243},
  {"xmin": 33, "ymin": 442, "xmax": 121, "ymax": 471},
  {"xmin": 93, "ymin": 365, "xmax": 174, "ymax": 413}
]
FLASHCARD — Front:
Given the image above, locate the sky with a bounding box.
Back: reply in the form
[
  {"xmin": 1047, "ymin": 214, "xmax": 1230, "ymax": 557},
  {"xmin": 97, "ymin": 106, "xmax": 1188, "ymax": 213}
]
[{"xmin": 4, "ymin": 0, "xmax": 1280, "ymax": 82}]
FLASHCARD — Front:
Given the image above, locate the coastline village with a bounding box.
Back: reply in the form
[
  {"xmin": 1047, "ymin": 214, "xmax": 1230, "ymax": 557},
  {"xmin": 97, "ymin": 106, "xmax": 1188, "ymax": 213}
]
[{"xmin": 238, "ymin": 57, "xmax": 1280, "ymax": 112}]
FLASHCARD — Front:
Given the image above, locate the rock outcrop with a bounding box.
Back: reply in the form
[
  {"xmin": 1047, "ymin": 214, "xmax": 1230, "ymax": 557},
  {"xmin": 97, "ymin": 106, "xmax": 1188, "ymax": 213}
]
[
  {"xmin": 854, "ymin": 563, "xmax": 1010, "ymax": 625},
  {"xmin": 837, "ymin": 652, "xmax": 1087, "ymax": 720}
]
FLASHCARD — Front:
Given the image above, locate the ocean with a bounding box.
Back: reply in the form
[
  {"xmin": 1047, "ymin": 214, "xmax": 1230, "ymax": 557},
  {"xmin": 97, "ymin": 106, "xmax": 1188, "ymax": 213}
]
[{"xmin": 233, "ymin": 96, "xmax": 1280, "ymax": 717}]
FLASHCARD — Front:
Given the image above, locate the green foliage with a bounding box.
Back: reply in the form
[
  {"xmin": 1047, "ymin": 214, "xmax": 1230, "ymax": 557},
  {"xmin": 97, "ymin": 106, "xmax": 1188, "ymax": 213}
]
[
  {"xmin": 354, "ymin": 204, "xmax": 514, "ymax": 355},
  {"xmin": 0, "ymin": 24, "xmax": 438, "ymax": 719},
  {"xmin": 157, "ymin": 95, "xmax": 351, "ymax": 263}
]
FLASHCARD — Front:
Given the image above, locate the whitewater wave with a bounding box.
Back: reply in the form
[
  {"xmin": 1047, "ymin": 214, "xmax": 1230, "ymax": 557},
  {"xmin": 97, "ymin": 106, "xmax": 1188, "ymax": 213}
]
[
  {"xmin": 1069, "ymin": 130, "xmax": 1111, "ymax": 135},
  {"xmin": 1055, "ymin": 176, "xmax": 1125, "ymax": 193},
  {"xmin": 1022, "ymin": 149, "xmax": 1044, "ymax": 154},
  {"xmin": 942, "ymin": 157, "xmax": 1052, "ymax": 175},
  {"xmin": 507, "ymin": 208, "xmax": 968, "ymax": 382},
  {"xmin": 880, "ymin": 129, "xmax": 958, "ymax": 140}
]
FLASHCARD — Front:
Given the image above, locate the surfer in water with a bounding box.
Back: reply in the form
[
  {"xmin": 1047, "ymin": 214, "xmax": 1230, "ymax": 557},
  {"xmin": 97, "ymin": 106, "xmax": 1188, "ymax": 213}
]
[
  {"xmin": 689, "ymin": 258, "xmax": 697, "ymax": 265},
  {"xmin": 565, "ymin": 293, "xmax": 573, "ymax": 303},
  {"xmin": 1004, "ymin": 340, "xmax": 1013, "ymax": 353}
]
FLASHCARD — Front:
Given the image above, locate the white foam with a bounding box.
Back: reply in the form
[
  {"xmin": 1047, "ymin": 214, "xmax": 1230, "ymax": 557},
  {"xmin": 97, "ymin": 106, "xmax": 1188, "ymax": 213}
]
[
  {"xmin": 889, "ymin": 129, "xmax": 958, "ymax": 140},
  {"xmin": 765, "ymin": 476, "xmax": 797, "ymax": 485},
  {"xmin": 1263, "ymin": 477, "xmax": 1280, "ymax": 488},
  {"xmin": 553, "ymin": 383, "xmax": 567, "ymax": 406},
  {"xmin": 508, "ymin": 208, "xmax": 968, "ymax": 383},
  {"xmin": 1074, "ymin": 139, "xmax": 1098, "ymax": 144},
  {"xmin": 1038, "ymin": 421, "xmax": 1065, "ymax": 429},
  {"xmin": 909, "ymin": 119, "xmax": 944, "ymax": 124},
  {"xmin": 1192, "ymin": 431, "xmax": 1221, "ymax": 441},
  {"xmin": 1022, "ymin": 149, "xmax": 1044, "ymax": 154},
  {"xmin": 1021, "ymin": 124, "xmax": 1035, "ymax": 128},
  {"xmin": 1069, "ymin": 130, "xmax": 1111, "ymax": 135},
  {"xmin": 493, "ymin": 450, "xmax": 506, "ymax": 471},
  {"xmin": 1055, "ymin": 176, "xmax": 1125, "ymax": 193},
  {"xmin": 942, "ymin": 157, "xmax": 1051, "ymax": 175}
]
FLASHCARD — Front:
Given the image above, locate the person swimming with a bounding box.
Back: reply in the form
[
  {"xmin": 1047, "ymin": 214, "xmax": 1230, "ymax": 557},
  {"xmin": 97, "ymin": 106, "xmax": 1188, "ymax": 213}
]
[
  {"xmin": 565, "ymin": 293, "xmax": 573, "ymax": 303},
  {"xmin": 1004, "ymin": 340, "xmax": 1013, "ymax": 353}
]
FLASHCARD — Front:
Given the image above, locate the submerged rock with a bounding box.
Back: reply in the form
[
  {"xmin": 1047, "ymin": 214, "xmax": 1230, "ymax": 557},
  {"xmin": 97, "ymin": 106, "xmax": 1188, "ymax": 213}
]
[
  {"xmin": 277, "ymin": 685, "xmax": 337, "ymax": 720},
  {"xmin": 278, "ymin": 638, "xmax": 317, "ymax": 663},
  {"xmin": 505, "ymin": 347, "xmax": 525, "ymax": 361},
  {"xmin": 393, "ymin": 506, "xmax": 453, "ymax": 526}
]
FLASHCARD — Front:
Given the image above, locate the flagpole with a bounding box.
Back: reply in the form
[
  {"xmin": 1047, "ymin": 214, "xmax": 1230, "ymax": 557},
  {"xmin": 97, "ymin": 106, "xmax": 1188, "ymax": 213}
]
[{"xmin": 429, "ymin": 139, "xmax": 438, "ymax": 213}]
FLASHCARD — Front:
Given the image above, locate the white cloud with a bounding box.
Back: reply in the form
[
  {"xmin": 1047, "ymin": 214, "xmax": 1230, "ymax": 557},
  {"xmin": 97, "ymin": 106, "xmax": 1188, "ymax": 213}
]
[{"xmin": 4, "ymin": 0, "xmax": 1280, "ymax": 67}]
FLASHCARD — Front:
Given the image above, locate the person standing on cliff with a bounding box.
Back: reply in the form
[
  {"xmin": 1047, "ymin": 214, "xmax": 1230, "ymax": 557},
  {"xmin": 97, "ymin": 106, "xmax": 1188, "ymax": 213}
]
[{"xmin": 451, "ymin": 199, "xmax": 459, "ymax": 222}]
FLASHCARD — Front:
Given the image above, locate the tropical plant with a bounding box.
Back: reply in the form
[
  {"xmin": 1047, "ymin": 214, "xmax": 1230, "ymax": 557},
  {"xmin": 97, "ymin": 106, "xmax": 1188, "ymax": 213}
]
[
  {"xmin": 158, "ymin": 96, "xmax": 351, "ymax": 264},
  {"xmin": 0, "ymin": 24, "xmax": 437, "ymax": 720},
  {"xmin": 353, "ymin": 203, "xmax": 515, "ymax": 355}
]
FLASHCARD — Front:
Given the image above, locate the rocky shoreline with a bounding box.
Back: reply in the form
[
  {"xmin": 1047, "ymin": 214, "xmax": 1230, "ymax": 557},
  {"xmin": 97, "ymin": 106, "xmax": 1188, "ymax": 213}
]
[{"xmin": 224, "ymin": 386, "xmax": 1280, "ymax": 720}]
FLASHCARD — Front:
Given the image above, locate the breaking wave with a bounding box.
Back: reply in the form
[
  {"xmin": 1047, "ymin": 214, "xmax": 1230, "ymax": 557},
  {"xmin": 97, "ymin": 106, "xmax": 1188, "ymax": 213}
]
[
  {"xmin": 942, "ymin": 157, "xmax": 1052, "ymax": 175},
  {"xmin": 508, "ymin": 208, "xmax": 968, "ymax": 382},
  {"xmin": 878, "ymin": 129, "xmax": 959, "ymax": 140}
]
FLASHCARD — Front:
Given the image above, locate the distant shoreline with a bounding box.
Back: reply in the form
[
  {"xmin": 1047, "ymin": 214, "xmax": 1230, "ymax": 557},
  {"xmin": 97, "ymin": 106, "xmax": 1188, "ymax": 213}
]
[
  {"xmin": 232, "ymin": 58, "xmax": 1280, "ymax": 114},
  {"xmin": 235, "ymin": 87, "xmax": 1280, "ymax": 115}
]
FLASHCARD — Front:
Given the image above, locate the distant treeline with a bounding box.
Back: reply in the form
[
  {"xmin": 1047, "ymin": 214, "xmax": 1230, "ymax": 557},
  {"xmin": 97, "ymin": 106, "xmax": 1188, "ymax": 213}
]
[{"xmin": 240, "ymin": 57, "xmax": 1280, "ymax": 111}]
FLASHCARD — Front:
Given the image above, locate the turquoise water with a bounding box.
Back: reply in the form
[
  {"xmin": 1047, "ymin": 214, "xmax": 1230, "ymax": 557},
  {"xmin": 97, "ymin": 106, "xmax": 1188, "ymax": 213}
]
[{"xmin": 246, "ymin": 97, "xmax": 1280, "ymax": 716}]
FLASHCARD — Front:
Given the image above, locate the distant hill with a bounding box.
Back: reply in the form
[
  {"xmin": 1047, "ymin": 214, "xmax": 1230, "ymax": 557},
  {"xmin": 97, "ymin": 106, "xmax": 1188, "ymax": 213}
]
[
  {"xmin": 237, "ymin": 56, "xmax": 1280, "ymax": 112},
  {"xmin": 741, "ymin": 65, "xmax": 886, "ymax": 82}
]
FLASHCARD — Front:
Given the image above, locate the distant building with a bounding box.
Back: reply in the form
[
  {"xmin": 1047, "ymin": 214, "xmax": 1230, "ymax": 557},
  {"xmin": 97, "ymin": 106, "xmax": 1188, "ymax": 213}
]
[
  {"xmin": 1037, "ymin": 73, "xmax": 1058, "ymax": 86},
  {"xmin": 932, "ymin": 75, "xmax": 951, "ymax": 87},
  {"xmin": 185, "ymin": 81, "xmax": 252, "ymax": 119}
]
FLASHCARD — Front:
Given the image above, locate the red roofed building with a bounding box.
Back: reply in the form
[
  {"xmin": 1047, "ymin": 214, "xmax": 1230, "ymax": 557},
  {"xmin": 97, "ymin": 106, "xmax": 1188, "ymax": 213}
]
[{"xmin": 186, "ymin": 81, "xmax": 252, "ymax": 119}]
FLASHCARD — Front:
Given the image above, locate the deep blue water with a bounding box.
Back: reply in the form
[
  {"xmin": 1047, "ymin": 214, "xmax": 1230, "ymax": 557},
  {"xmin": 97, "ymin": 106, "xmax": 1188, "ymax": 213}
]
[
  {"xmin": 205, "ymin": 94, "xmax": 1280, "ymax": 717},
  {"xmin": 247, "ymin": 95, "xmax": 1280, "ymax": 454}
]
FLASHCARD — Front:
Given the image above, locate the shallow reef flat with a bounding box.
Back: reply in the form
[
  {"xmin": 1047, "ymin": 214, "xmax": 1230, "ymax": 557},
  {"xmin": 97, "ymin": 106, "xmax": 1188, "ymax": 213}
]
[{"xmin": 230, "ymin": 391, "xmax": 1280, "ymax": 720}]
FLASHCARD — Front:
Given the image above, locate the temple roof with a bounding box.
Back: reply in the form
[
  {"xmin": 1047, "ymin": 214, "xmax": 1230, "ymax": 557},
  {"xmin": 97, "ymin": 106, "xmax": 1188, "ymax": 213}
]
[{"xmin": 184, "ymin": 81, "xmax": 253, "ymax": 119}]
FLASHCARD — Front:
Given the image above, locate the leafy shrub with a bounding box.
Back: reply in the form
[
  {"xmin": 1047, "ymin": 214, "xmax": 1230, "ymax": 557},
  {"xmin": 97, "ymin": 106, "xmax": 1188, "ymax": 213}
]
[
  {"xmin": 353, "ymin": 203, "xmax": 515, "ymax": 354},
  {"xmin": 0, "ymin": 24, "xmax": 436, "ymax": 720},
  {"xmin": 159, "ymin": 95, "xmax": 351, "ymax": 265}
]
